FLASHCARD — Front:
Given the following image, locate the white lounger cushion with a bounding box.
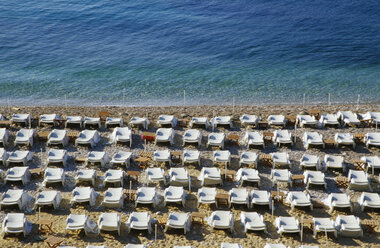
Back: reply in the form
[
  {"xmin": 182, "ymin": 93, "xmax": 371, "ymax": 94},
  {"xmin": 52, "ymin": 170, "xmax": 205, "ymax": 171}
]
[
  {"xmin": 126, "ymin": 212, "xmax": 152, "ymax": 233},
  {"xmin": 358, "ymin": 192, "xmax": 380, "ymax": 211},
  {"xmin": 71, "ymin": 187, "xmax": 97, "ymax": 206},
  {"xmin": 164, "ymin": 186, "xmax": 186, "ymax": 206},
  {"xmin": 324, "ymin": 155, "xmax": 345, "ymax": 171},
  {"xmin": 87, "ymin": 151, "xmax": 110, "ymax": 167},
  {"xmin": 157, "ymin": 115, "xmax": 177, "ymax": 127},
  {"xmin": 169, "ymin": 167, "xmax": 189, "ymax": 185},
  {"xmin": 240, "ymin": 114, "xmax": 260, "ymax": 126},
  {"xmin": 207, "ymin": 211, "xmax": 234, "ymax": 232},
  {"xmin": 365, "ymin": 133, "xmax": 380, "ymax": 147},
  {"xmin": 0, "ymin": 189, "xmax": 31, "ymax": 210},
  {"xmin": 130, "ymin": 117, "xmax": 150, "ymax": 129},
  {"xmin": 76, "ymin": 169, "xmax": 96, "ymax": 186},
  {"xmin": 104, "ymin": 169, "xmax": 124, "ymax": 186},
  {"xmin": 165, "ymin": 212, "xmax": 191, "ymax": 233},
  {"xmin": 98, "ymin": 212, "xmax": 121, "ymax": 235},
  {"xmin": 296, "ymin": 115, "xmax": 317, "ymax": 127},
  {"xmin": 183, "ymin": 129, "xmax": 202, "ymax": 146},
  {"xmin": 124, "ymin": 245, "xmax": 146, "ymax": 248},
  {"xmin": 7, "ymin": 150, "xmax": 32, "ymax": 166},
  {"xmin": 335, "ymin": 215, "xmax": 363, "ymax": 237},
  {"xmin": 300, "ymin": 154, "xmax": 321, "ymax": 170},
  {"xmin": 66, "ymin": 116, "xmax": 83, "ymax": 127},
  {"xmin": 243, "ymin": 132, "xmax": 264, "ymax": 147},
  {"xmin": 271, "ymin": 152, "xmax": 290, "ymax": 166},
  {"xmin": 0, "ymin": 128, "xmax": 10, "ymax": 145},
  {"xmin": 66, "ymin": 214, "xmax": 98, "ymax": 235},
  {"xmin": 47, "ymin": 149, "xmax": 68, "ymax": 166},
  {"xmin": 264, "ymin": 244, "xmax": 287, "ymax": 248},
  {"xmin": 213, "ymin": 150, "xmax": 231, "ymax": 163},
  {"xmin": 136, "ymin": 187, "xmax": 158, "ymax": 206},
  {"xmin": 362, "ymin": 112, "xmax": 380, "ymax": 124},
  {"xmin": 182, "ymin": 150, "xmax": 200, "ymax": 165},
  {"xmin": 239, "ymin": 151, "xmax": 258, "ymax": 167},
  {"xmin": 110, "ymin": 127, "xmax": 132, "ymax": 145},
  {"xmin": 337, "ymin": 111, "xmax": 360, "ymax": 126},
  {"xmin": 271, "ymin": 169, "xmax": 291, "ymax": 186},
  {"xmin": 319, "ymin": 114, "xmax": 339, "ymax": 126},
  {"xmin": 268, "ymin": 115, "xmax": 286, "ymax": 126},
  {"xmin": 198, "ymin": 187, "xmax": 216, "ymax": 205},
  {"xmin": 211, "ymin": 116, "xmax": 232, "ymax": 128},
  {"xmin": 313, "ymin": 217, "xmax": 337, "ymax": 237},
  {"xmin": 102, "ymin": 187, "xmax": 124, "ymax": 208},
  {"xmin": 273, "ymin": 130, "xmax": 292, "ymax": 146},
  {"xmin": 15, "ymin": 129, "xmax": 35, "ymax": 146},
  {"xmin": 11, "ymin": 114, "xmax": 30, "ymax": 124},
  {"xmin": 84, "ymin": 117, "xmax": 101, "ymax": 128},
  {"xmin": 1, "ymin": 213, "xmax": 30, "ymax": 237},
  {"xmin": 155, "ymin": 128, "xmax": 175, "ymax": 145},
  {"xmin": 207, "ymin": 133, "xmax": 226, "ymax": 149},
  {"xmin": 240, "ymin": 212, "xmax": 266, "ymax": 232},
  {"xmin": 35, "ymin": 191, "xmax": 62, "ymax": 209},
  {"xmin": 286, "ymin": 191, "xmax": 312, "ymax": 210},
  {"xmin": 325, "ymin": 193, "xmax": 352, "ymax": 212},
  {"xmin": 304, "ymin": 170, "xmax": 326, "ymax": 188},
  {"xmin": 276, "ymin": 216, "xmax": 300, "ymax": 235},
  {"xmin": 347, "ymin": 170, "xmax": 370, "ymax": 189},
  {"xmin": 198, "ymin": 167, "xmax": 222, "ymax": 186},
  {"xmin": 229, "ymin": 188, "xmax": 249, "ymax": 207},
  {"xmin": 189, "ymin": 117, "xmax": 209, "ymax": 128},
  {"xmin": 221, "ymin": 243, "xmax": 243, "ymax": 248},
  {"xmin": 0, "ymin": 148, "xmax": 7, "ymax": 165},
  {"xmin": 5, "ymin": 166, "xmax": 30, "ymax": 185},
  {"xmin": 146, "ymin": 167, "xmax": 165, "ymax": 183},
  {"xmin": 43, "ymin": 167, "xmax": 65, "ymax": 186},
  {"xmin": 40, "ymin": 114, "xmax": 58, "ymax": 124},
  {"xmin": 251, "ymin": 190, "xmax": 271, "ymax": 208},
  {"xmin": 235, "ymin": 168, "xmax": 260, "ymax": 185},
  {"xmin": 303, "ymin": 132, "xmax": 324, "ymax": 149},
  {"xmin": 361, "ymin": 155, "xmax": 380, "ymax": 172},
  {"xmin": 335, "ymin": 133, "xmax": 355, "ymax": 147},
  {"xmin": 110, "ymin": 151, "xmax": 132, "ymax": 166},
  {"xmin": 105, "ymin": 117, "xmax": 123, "ymax": 127},
  {"xmin": 76, "ymin": 130, "xmax": 100, "ymax": 147},
  {"xmin": 153, "ymin": 150, "xmax": 171, "ymax": 162}
]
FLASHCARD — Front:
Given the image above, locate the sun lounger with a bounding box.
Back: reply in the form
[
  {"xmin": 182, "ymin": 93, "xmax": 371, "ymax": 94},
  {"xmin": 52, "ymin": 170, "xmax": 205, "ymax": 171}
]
[
  {"xmin": 273, "ymin": 130, "xmax": 293, "ymax": 147},
  {"xmin": 102, "ymin": 187, "xmax": 124, "ymax": 208},
  {"xmin": 271, "ymin": 152, "xmax": 290, "ymax": 167},
  {"xmin": 312, "ymin": 217, "xmax": 337, "ymax": 238},
  {"xmin": 286, "ymin": 191, "xmax": 312, "ymax": 211},
  {"xmin": 47, "ymin": 149, "xmax": 68, "ymax": 167},
  {"xmin": 243, "ymin": 131, "xmax": 264, "ymax": 149},
  {"xmin": 39, "ymin": 114, "xmax": 60, "ymax": 126},
  {"xmin": 303, "ymin": 132, "xmax": 324, "ymax": 149},
  {"xmin": 146, "ymin": 167, "xmax": 166, "ymax": 184},
  {"xmin": 335, "ymin": 215, "xmax": 363, "ymax": 237},
  {"xmin": 211, "ymin": 116, "xmax": 233, "ymax": 129},
  {"xmin": 347, "ymin": 169, "xmax": 371, "ymax": 191},
  {"xmin": 76, "ymin": 169, "xmax": 96, "ymax": 186},
  {"xmin": 135, "ymin": 187, "xmax": 158, "ymax": 208},
  {"xmin": 197, "ymin": 187, "xmax": 217, "ymax": 207},
  {"xmin": 0, "ymin": 128, "xmax": 10, "ymax": 146},
  {"xmin": 251, "ymin": 190, "xmax": 271, "ymax": 209},
  {"xmin": 240, "ymin": 212, "xmax": 266, "ymax": 233},
  {"xmin": 207, "ymin": 211, "xmax": 234, "ymax": 233},
  {"xmin": 364, "ymin": 132, "xmax": 380, "ymax": 148},
  {"xmin": 66, "ymin": 214, "xmax": 98, "ymax": 236},
  {"xmin": 276, "ymin": 216, "xmax": 300, "ymax": 237},
  {"xmin": 153, "ymin": 150, "xmax": 172, "ymax": 166},
  {"xmin": 34, "ymin": 190, "xmax": 61, "ymax": 209},
  {"xmin": 76, "ymin": 130, "xmax": 100, "ymax": 147},
  {"xmin": 0, "ymin": 189, "xmax": 30, "ymax": 210},
  {"xmin": 87, "ymin": 151, "xmax": 110, "ymax": 168},
  {"xmin": 361, "ymin": 155, "xmax": 380, "ymax": 174},
  {"xmin": 86, "ymin": 246, "xmax": 107, "ymax": 248},
  {"xmin": 239, "ymin": 151, "xmax": 258, "ymax": 168},
  {"xmin": 182, "ymin": 150, "xmax": 200, "ymax": 166},
  {"xmin": 240, "ymin": 114, "xmax": 260, "ymax": 127},
  {"xmin": 43, "ymin": 167, "xmax": 66, "ymax": 187},
  {"xmin": 325, "ymin": 193, "xmax": 353, "ymax": 213},
  {"xmin": 5, "ymin": 166, "xmax": 30, "ymax": 185},
  {"xmin": 130, "ymin": 117, "xmax": 150, "ymax": 129},
  {"xmin": 157, "ymin": 115, "xmax": 177, "ymax": 127},
  {"xmin": 337, "ymin": 111, "xmax": 360, "ymax": 126},
  {"xmin": 84, "ymin": 116, "xmax": 101, "ymax": 128},
  {"xmin": 361, "ymin": 112, "xmax": 380, "ymax": 125},
  {"xmin": 213, "ymin": 150, "xmax": 231, "ymax": 166},
  {"xmin": 11, "ymin": 114, "xmax": 30, "ymax": 126},
  {"xmin": 207, "ymin": 132, "xmax": 226, "ymax": 149},
  {"xmin": 271, "ymin": 169, "xmax": 292, "ymax": 187},
  {"xmin": 358, "ymin": 192, "xmax": 380, "ymax": 211},
  {"xmin": 110, "ymin": 127, "xmax": 132, "ymax": 146},
  {"xmin": 164, "ymin": 186, "xmax": 186, "ymax": 207},
  {"xmin": 264, "ymin": 244, "xmax": 288, "ymax": 248},
  {"xmin": 155, "ymin": 128, "xmax": 175, "ymax": 145},
  {"xmin": 324, "ymin": 155, "xmax": 345, "ymax": 172},
  {"xmin": 189, "ymin": 117, "xmax": 209, "ymax": 129},
  {"xmin": 104, "ymin": 169, "xmax": 124, "ymax": 187},
  {"xmin": 165, "ymin": 212, "xmax": 191, "ymax": 234},
  {"xmin": 229, "ymin": 188, "xmax": 249, "ymax": 208},
  {"xmin": 110, "ymin": 151, "xmax": 132, "ymax": 167},
  {"xmin": 169, "ymin": 167, "xmax": 189, "ymax": 186},
  {"xmin": 267, "ymin": 115, "xmax": 286, "ymax": 127},
  {"xmin": 6, "ymin": 150, "xmax": 32, "ymax": 166},
  {"xmin": 1, "ymin": 213, "xmax": 30, "ymax": 237},
  {"xmin": 296, "ymin": 115, "xmax": 317, "ymax": 128},
  {"xmin": 319, "ymin": 114, "xmax": 340, "ymax": 127},
  {"xmin": 105, "ymin": 117, "xmax": 123, "ymax": 128},
  {"xmin": 124, "ymin": 245, "xmax": 146, "ymax": 248},
  {"xmin": 0, "ymin": 148, "xmax": 7, "ymax": 165},
  {"xmin": 221, "ymin": 243, "xmax": 242, "ymax": 248},
  {"xmin": 98, "ymin": 212, "xmax": 121, "ymax": 236},
  {"xmin": 300, "ymin": 154, "xmax": 322, "ymax": 170},
  {"xmin": 304, "ymin": 170, "xmax": 326, "ymax": 189},
  {"xmin": 335, "ymin": 133, "xmax": 355, "ymax": 149},
  {"xmin": 183, "ymin": 129, "xmax": 202, "ymax": 146},
  {"xmin": 198, "ymin": 167, "xmax": 222, "ymax": 186},
  {"xmin": 66, "ymin": 116, "xmax": 83, "ymax": 128},
  {"xmin": 70, "ymin": 187, "xmax": 97, "ymax": 206},
  {"xmin": 126, "ymin": 212, "xmax": 152, "ymax": 234},
  {"xmin": 235, "ymin": 168, "xmax": 260, "ymax": 186},
  {"xmin": 15, "ymin": 128, "xmax": 35, "ymax": 147}
]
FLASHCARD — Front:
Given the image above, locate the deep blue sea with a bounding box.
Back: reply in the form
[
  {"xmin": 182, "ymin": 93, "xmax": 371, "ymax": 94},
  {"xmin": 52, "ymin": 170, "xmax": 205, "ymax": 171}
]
[{"xmin": 0, "ymin": 0, "xmax": 379, "ymax": 106}]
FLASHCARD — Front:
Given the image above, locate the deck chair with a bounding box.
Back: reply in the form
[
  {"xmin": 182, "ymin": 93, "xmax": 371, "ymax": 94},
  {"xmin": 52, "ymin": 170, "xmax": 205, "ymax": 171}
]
[
  {"xmin": 243, "ymin": 131, "xmax": 264, "ymax": 149},
  {"xmin": 325, "ymin": 193, "xmax": 353, "ymax": 213},
  {"xmin": 313, "ymin": 217, "xmax": 337, "ymax": 238},
  {"xmin": 70, "ymin": 187, "xmax": 97, "ymax": 206},
  {"xmin": 303, "ymin": 132, "xmax": 324, "ymax": 149},
  {"xmin": 240, "ymin": 114, "xmax": 260, "ymax": 127},
  {"xmin": 104, "ymin": 169, "xmax": 124, "ymax": 187},
  {"xmin": 271, "ymin": 152, "xmax": 290, "ymax": 168},
  {"xmin": 189, "ymin": 117, "xmax": 209, "ymax": 129},
  {"xmin": 240, "ymin": 212, "xmax": 266, "ymax": 233},
  {"xmin": 296, "ymin": 115, "xmax": 317, "ymax": 128},
  {"xmin": 358, "ymin": 192, "xmax": 380, "ymax": 211},
  {"xmin": 364, "ymin": 132, "xmax": 380, "ymax": 148},
  {"xmin": 11, "ymin": 114, "xmax": 30, "ymax": 126},
  {"xmin": 361, "ymin": 155, "xmax": 380, "ymax": 174},
  {"xmin": 207, "ymin": 132, "xmax": 226, "ymax": 149},
  {"xmin": 211, "ymin": 116, "xmax": 233, "ymax": 129},
  {"xmin": 66, "ymin": 116, "xmax": 83, "ymax": 128},
  {"xmin": 157, "ymin": 115, "xmax": 177, "ymax": 127},
  {"xmin": 155, "ymin": 128, "xmax": 175, "ymax": 145},
  {"xmin": 182, "ymin": 150, "xmax": 200, "ymax": 166},
  {"xmin": 6, "ymin": 150, "xmax": 32, "ymax": 166},
  {"xmin": 264, "ymin": 244, "xmax": 288, "ymax": 248},
  {"xmin": 110, "ymin": 151, "xmax": 132, "ymax": 167},
  {"xmin": 337, "ymin": 111, "xmax": 360, "ymax": 126},
  {"xmin": 300, "ymin": 154, "xmax": 322, "ymax": 170},
  {"xmin": 105, "ymin": 117, "xmax": 123, "ymax": 128},
  {"xmin": 5, "ymin": 166, "xmax": 30, "ymax": 185},
  {"xmin": 86, "ymin": 246, "xmax": 107, "ymax": 248},
  {"xmin": 304, "ymin": 170, "xmax": 326, "ymax": 189},
  {"xmin": 221, "ymin": 243, "xmax": 242, "ymax": 248},
  {"xmin": 39, "ymin": 114, "xmax": 59, "ymax": 126},
  {"xmin": 239, "ymin": 151, "xmax": 258, "ymax": 168},
  {"xmin": 273, "ymin": 130, "xmax": 293, "ymax": 147},
  {"xmin": 87, "ymin": 151, "xmax": 110, "ymax": 168},
  {"xmin": 0, "ymin": 189, "xmax": 30, "ymax": 210},
  {"xmin": 207, "ymin": 211, "xmax": 234, "ymax": 233},
  {"xmin": 267, "ymin": 115, "xmax": 287, "ymax": 127},
  {"xmin": 271, "ymin": 169, "xmax": 292, "ymax": 187},
  {"xmin": 129, "ymin": 117, "xmax": 150, "ymax": 129},
  {"xmin": 335, "ymin": 215, "xmax": 363, "ymax": 237},
  {"xmin": 98, "ymin": 213, "xmax": 121, "ymax": 236},
  {"xmin": 0, "ymin": 128, "xmax": 10, "ymax": 146},
  {"xmin": 275, "ymin": 216, "xmax": 300, "ymax": 237},
  {"xmin": 110, "ymin": 127, "xmax": 132, "ymax": 146},
  {"xmin": 169, "ymin": 167, "xmax": 189, "ymax": 186},
  {"xmin": 76, "ymin": 130, "xmax": 100, "ymax": 147},
  {"xmin": 47, "ymin": 149, "xmax": 68, "ymax": 167},
  {"xmin": 324, "ymin": 155, "xmax": 345, "ymax": 172},
  {"xmin": 164, "ymin": 186, "xmax": 186, "ymax": 207},
  {"xmin": 347, "ymin": 169, "xmax": 371, "ymax": 191},
  {"xmin": 135, "ymin": 187, "xmax": 158, "ymax": 208},
  {"xmin": 251, "ymin": 190, "xmax": 271, "ymax": 209},
  {"xmin": 361, "ymin": 112, "xmax": 380, "ymax": 125},
  {"xmin": 146, "ymin": 167, "xmax": 166, "ymax": 184},
  {"xmin": 197, "ymin": 187, "xmax": 217, "ymax": 207},
  {"xmin": 124, "ymin": 245, "xmax": 146, "ymax": 248},
  {"xmin": 1, "ymin": 213, "xmax": 30, "ymax": 237},
  {"xmin": 183, "ymin": 129, "xmax": 202, "ymax": 146},
  {"xmin": 198, "ymin": 167, "xmax": 222, "ymax": 186},
  {"xmin": 66, "ymin": 214, "xmax": 98, "ymax": 236},
  {"xmin": 15, "ymin": 128, "xmax": 35, "ymax": 147},
  {"xmin": 229, "ymin": 188, "xmax": 249, "ymax": 208},
  {"xmin": 0, "ymin": 148, "xmax": 8, "ymax": 165},
  {"xmin": 102, "ymin": 187, "xmax": 124, "ymax": 208},
  {"xmin": 235, "ymin": 168, "xmax": 260, "ymax": 187},
  {"xmin": 319, "ymin": 114, "xmax": 340, "ymax": 127},
  {"xmin": 43, "ymin": 167, "xmax": 66, "ymax": 187},
  {"xmin": 165, "ymin": 212, "xmax": 191, "ymax": 234},
  {"xmin": 335, "ymin": 133, "xmax": 355, "ymax": 149},
  {"xmin": 76, "ymin": 169, "xmax": 96, "ymax": 186},
  {"xmin": 84, "ymin": 116, "xmax": 101, "ymax": 128},
  {"xmin": 126, "ymin": 212, "xmax": 152, "ymax": 234},
  {"xmin": 213, "ymin": 150, "xmax": 231, "ymax": 166},
  {"xmin": 34, "ymin": 190, "xmax": 61, "ymax": 210},
  {"xmin": 286, "ymin": 191, "xmax": 312, "ymax": 211},
  {"xmin": 153, "ymin": 150, "xmax": 172, "ymax": 166}
]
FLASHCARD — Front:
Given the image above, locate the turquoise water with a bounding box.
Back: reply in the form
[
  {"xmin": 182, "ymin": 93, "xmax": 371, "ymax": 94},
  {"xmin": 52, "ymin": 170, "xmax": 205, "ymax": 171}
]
[{"xmin": 0, "ymin": 0, "xmax": 379, "ymax": 106}]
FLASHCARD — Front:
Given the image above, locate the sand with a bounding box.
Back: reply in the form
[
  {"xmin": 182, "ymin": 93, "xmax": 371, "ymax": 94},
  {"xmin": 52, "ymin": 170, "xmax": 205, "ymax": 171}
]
[{"xmin": 0, "ymin": 103, "xmax": 379, "ymax": 248}]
